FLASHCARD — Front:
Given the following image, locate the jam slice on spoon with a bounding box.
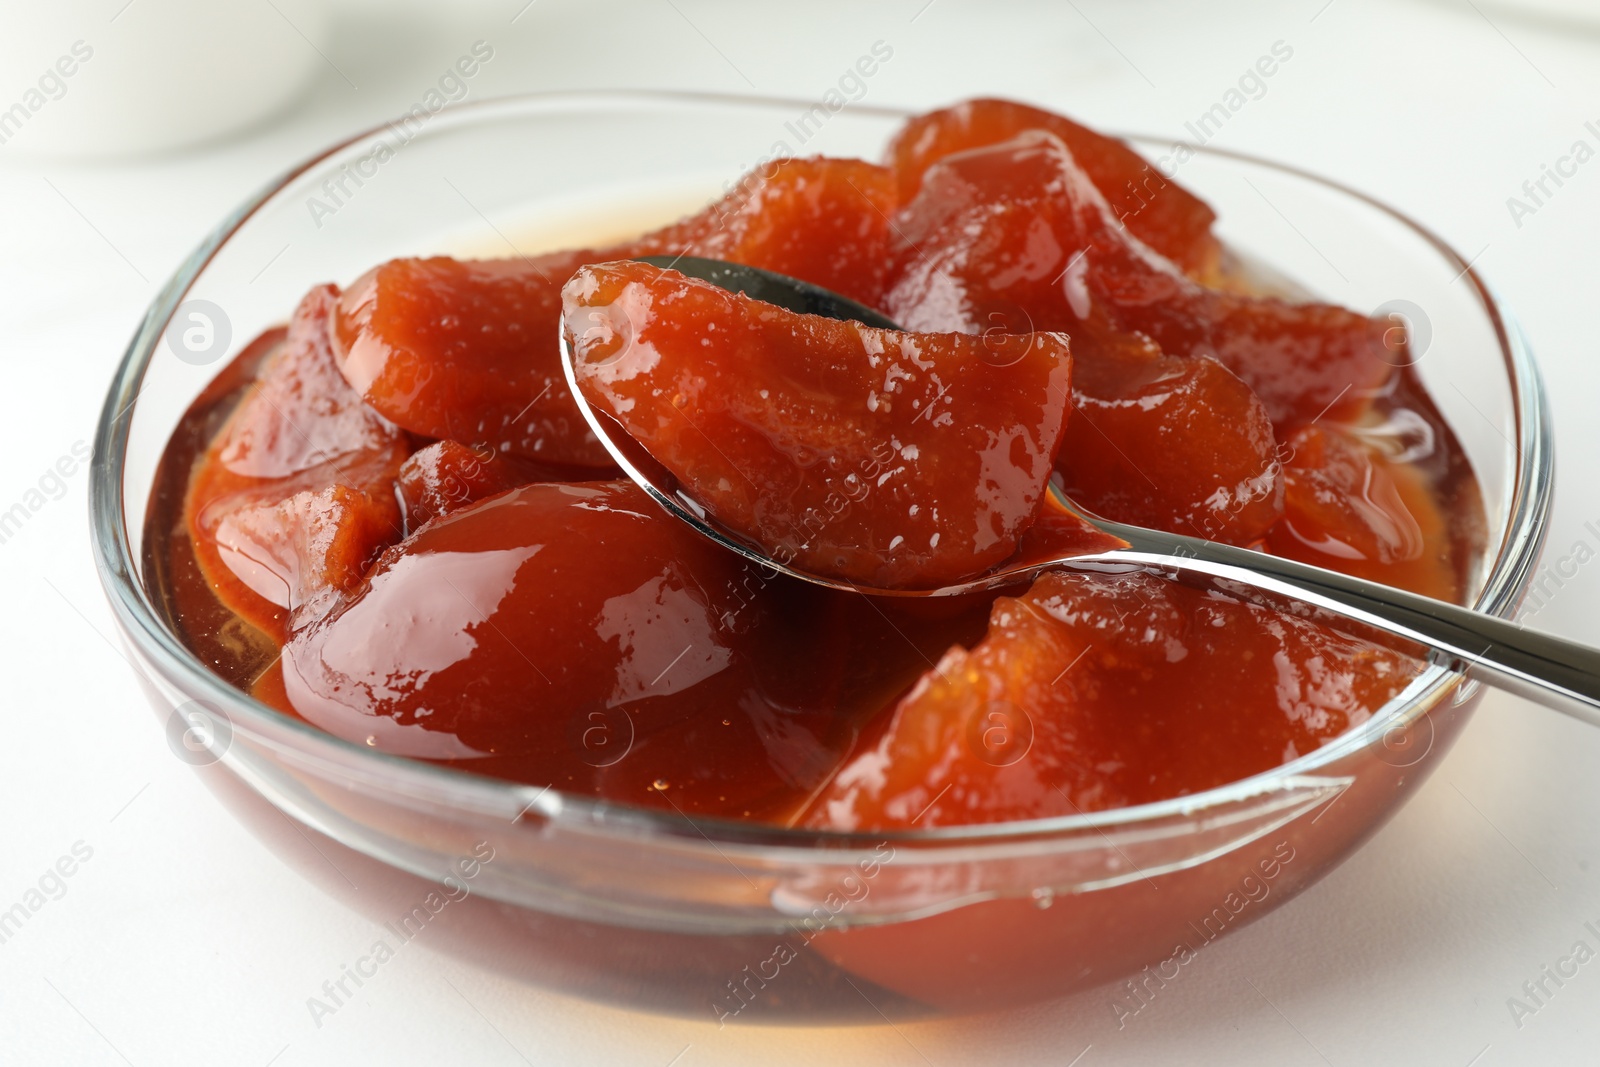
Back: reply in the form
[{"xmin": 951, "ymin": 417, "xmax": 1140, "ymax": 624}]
[{"xmin": 561, "ymin": 258, "xmax": 1120, "ymax": 589}]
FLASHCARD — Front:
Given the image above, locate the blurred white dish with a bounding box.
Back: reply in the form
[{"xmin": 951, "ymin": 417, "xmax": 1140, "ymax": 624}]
[{"xmin": 0, "ymin": 0, "xmax": 330, "ymax": 159}]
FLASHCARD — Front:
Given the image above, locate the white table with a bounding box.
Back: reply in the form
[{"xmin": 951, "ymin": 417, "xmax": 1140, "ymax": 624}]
[{"xmin": 5, "ymin": 1, "xmax": 1600, "ymax": 1063}]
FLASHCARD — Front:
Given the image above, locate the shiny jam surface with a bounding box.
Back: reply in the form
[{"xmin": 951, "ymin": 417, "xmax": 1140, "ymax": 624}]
[
  {"xmin": 564, "ymin": 259, "xmax": 1118, "ymax": 588},
  {"xmin": 144, "ymin": 98, "xmax": 1486, "ymax": 831}
]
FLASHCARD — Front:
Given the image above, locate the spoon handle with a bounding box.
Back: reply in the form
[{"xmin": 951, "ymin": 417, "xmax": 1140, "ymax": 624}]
[{"xmin": 1091, "ymin": 529, "xmax": 1600, "ymax": 726}]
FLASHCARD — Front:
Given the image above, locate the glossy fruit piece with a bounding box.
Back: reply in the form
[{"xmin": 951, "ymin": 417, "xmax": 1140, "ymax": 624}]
[
  {"xmin": 1266, "ymin": 424, "xmax": 1459, "ymax": 601},
  {"xmin": 210, "ymin": 286, "xmax": 403, "ymax": 481},
  {"xmin": 330, "ymin": 158, "xmax": 898, "ymax": 477},
  {"xmin": 629, "ymin": 156, "xmax": 899, "ymax": 310},
  {"xmin": 1058, "ymin": 331, "xmax": 1284, "ymax": 545},
  {"xmin": 334, "ymin": 252, "xmax": 616, "ymax": 468},
  {"xmin": 276, "ymin": 481, "xmax": 862, "ymax": 819},
  {"xmin": 886, "ymin": 97, "xmax": 1220, "ymax": 278},
  {"xmin": 208, "ymin": 477, "xmax": 403, "ymax": 624},
  {"xmin": 397, "ymin": 439, "xmax": 580, "ymax": 529},
  {"xmin": 185, "ymin": 286, "xmax": 407, "ymax": 637},
  {"xmin": 803, "ymin": 570, "xmax": 1419, "ymax": 831},
  {"xmin": 884, "ymin": 132, "xmax": 1395, "ymax": 429},
  {"xmin": 589, "ymin": 575, "xmax": 861, "ymax": 821},
  {"xmin": 564, "ymin": 259, "xmax": 1119, "ymax": 589}
]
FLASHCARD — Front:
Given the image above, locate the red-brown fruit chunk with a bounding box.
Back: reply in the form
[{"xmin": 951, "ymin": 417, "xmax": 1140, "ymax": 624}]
[
  {"xmin": 884, "ymin": 132, "xmax": 1395, "ymax": 428},
  {"xmin": 185, "ymin": 286, "xmax": 407, "ymax": 637},
  {"xmin": 397, "ymin": 440, "xmax": 568, "ymax": 528},
  {"xmin": 211, "ymin": 286, "xmax": 402, "ymax": 480},
  {"xmin": 334, "ymin": 252, "xmax": 614, "ymax": 467},
  {"xmin": 1266, "ymin": 424, "xmax": 1459, "ymax": 601},
  {"xmin": 277, "ymin": 481, "xmax": 858, "ymax": 820},
  {"xmin": 630, "ymin": 156, "xmax": 899, "ymax": 310},
  {"xmin": 1058, "ymin": 332, "xmax": 1284, "ymax": 545},
  {"xmin": 887, "ymin": 97, "xmax": 1220, "ymax": 278},
  {"xmin": 330, "ymin": 159, "xmax": 898, "ymax": 474},
  {"xmin": 564, "ymin": 260, "xmax": 1118, "ymax": 589},
  {"xmin": 804, "ymin": 570, "xmax": 1420, "ymax": 831},
  {"xmin": 210, "ymin": 480, "xmax": 402, "ymax": 622}
]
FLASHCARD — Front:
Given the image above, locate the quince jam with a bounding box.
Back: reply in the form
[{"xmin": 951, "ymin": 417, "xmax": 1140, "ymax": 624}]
[{"xmin": 144, "ymin": 99, "xmax": 1485, "ymax": 829}]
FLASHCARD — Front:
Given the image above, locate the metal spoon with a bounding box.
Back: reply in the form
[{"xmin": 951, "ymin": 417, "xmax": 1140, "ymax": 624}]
[{"xmin": 560, "ymin": 255, "xmax": 1600, "ymax": 726}]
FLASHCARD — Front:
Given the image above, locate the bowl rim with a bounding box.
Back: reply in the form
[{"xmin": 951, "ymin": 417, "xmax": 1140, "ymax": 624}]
[{"xmin": 89, "ymin": 88, "xmax": 1553, "ymax": 852}]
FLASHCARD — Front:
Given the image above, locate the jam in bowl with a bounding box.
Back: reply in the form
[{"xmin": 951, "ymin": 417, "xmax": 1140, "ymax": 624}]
[{"xmin": 92, "ymin": 91, "xmax": 1547, "ymax": 1021}]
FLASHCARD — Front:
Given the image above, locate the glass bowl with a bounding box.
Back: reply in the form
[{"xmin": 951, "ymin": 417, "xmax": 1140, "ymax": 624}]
[{"xmin": 89, "ymin": 91, "xmax": 1551, "ymax": 1023}]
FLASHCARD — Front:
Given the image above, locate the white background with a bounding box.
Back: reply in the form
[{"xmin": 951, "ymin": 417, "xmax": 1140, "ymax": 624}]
[{"xmin": 4, "ymin": 0, "xmax": 1600, "ymax": 1063}]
